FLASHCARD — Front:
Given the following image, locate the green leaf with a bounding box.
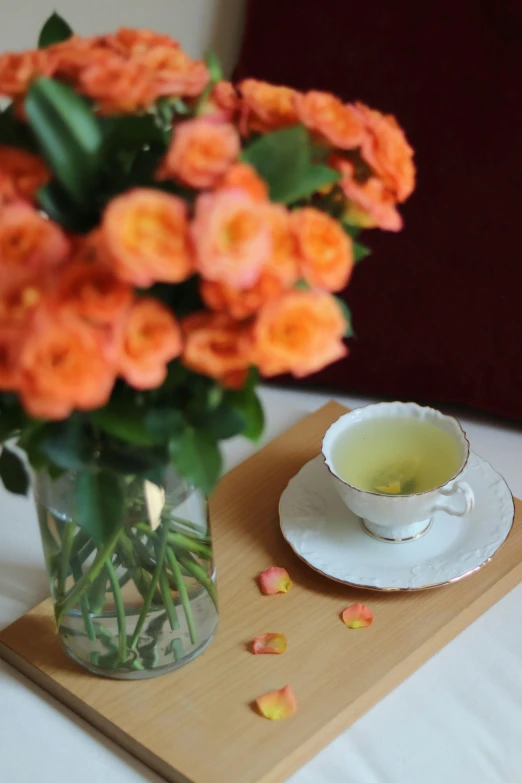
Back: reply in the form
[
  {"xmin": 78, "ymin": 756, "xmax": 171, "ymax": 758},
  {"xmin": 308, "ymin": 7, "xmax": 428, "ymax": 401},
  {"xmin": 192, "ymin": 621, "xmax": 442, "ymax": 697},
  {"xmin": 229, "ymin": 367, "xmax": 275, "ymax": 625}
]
[
  {"xmin": 141, "ymin": 464, "xmax": 169, "ymax": 488},
  {"xmin": 224, "ymin": 387, "xmax": 265, "ymax": 443},
  {"xmin": 48, "ymin": 464, "xmax": 66, "ymax": 481},
  {"xmin": 145, "ymin": 408, "xmax": 185, "ymax": 442},
  {"xmin": 155, "ymin": 97, "xmax": 190, "ymax": 132},
  {"xmin": 126, "ymin": 144, "xmax": 165, "ymax": 187},
  {"xmin": 0, "ymin": 105, "xmax": 39, "ymax": 153},
  {"xmin": 335, "ymin": 298, "xmax": 354, "ymax": 338},
  {"xmin": 205, "ymin": 50, "xmax": 223, "ymax": 83},
  {"xmin": 92, "ymin": 403, "xmax": 162, "ymax": 446},
  {"xmin": 156, "ymin": 97, "xmax": 190, "ymax": 123},
  {"xmin": 242, "ymin": 393, "xmax": 264, "ymax": 442},
  {"xmin": 341, "ymin": 219, "xmax": 361, "ymax": 240},
  {"xmin": 195, "ymin": 404, "xmax": 246, "ymax": 440},
  {"xmin": 353, "ymin": 241, "xmax": 371, "ymax": 263},
  {"xmin": 147, "ymin": 276, "xmax": 203, "ymax": 317},
  {"xmin": 101, "ymin": 114, "xmax": 165, "ymax": 152},
  {"xmin": 98, "ymin": 442, "xmax": 169, "ymax": 477},
  {"xmin": 40, "ymin": 417, "xmax": 94, "ymax": 470},
  {"xmin": 17, "ymin": 423, "xmax": 47, "ymax": 471},
  {"xmin": 241, "ymin": 125, "xmax": 310, "ymax": 203},
  {"xmin": 75, "ymin": 470, "xmax": 124, "ymax": 546},
  {"xmin": 0, "ymin": 447, "xmax": 29, "ymax": 495},
  {"xmin": 162, "ymin": 361, "xmax": 189, "ymax": 390},
  {"xmin": 281, "ymin": 164, "xmax": 340, "ymax": 205},
  {"xmin": 171, "ymin": 98, "xmax": 190, "ymax": 116},
  {"xmin": 38, "ymin": 12, "xmax": 73, "ymax": 48},
  {"xmin": 25, "ymin": 77, "xmax": 103, "ymax": 204},
  {"xmin": 206, "ymin": 384, "xmax": 223, "ymax": 410},
  {"xmin": 153, "ymin": 177, "xmax": 197, "ymax": 204},
  {"xmin": 244, "ymin": 366, "xmax": 260, "ymax": 390},
  {"xmin": 38, "ymin": 181, "xmax": 98, "ymax": 233},
  {"xmin": 169, "ymin": 429, "xmax": 222, "ymax": 495},
  {"xmin": 0, "ymin": 406, "xmax": 26, "ymax": 443}
]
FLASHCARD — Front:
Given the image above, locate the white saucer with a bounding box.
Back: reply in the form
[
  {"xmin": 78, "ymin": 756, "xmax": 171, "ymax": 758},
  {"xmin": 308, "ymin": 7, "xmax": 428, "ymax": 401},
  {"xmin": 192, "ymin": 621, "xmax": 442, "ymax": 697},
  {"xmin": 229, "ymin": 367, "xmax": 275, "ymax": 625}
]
[{"xmin": 279, "ymin": 452, "xmax": 514, "ymax": 591}]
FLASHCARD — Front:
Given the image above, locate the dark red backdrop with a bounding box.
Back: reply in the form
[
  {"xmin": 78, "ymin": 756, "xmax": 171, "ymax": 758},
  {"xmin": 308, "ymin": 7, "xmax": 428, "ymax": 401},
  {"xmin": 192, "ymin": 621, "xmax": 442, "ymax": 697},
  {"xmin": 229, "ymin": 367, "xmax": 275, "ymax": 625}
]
[{"xmin": 235, "ymin": 0, "xmax": 522, "ymax": 419}]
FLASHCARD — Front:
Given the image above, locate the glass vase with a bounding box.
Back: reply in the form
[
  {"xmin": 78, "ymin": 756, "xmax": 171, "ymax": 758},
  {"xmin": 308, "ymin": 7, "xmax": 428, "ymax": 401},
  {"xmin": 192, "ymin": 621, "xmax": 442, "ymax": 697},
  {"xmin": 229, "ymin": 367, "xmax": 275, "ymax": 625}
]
[{"xmin": 34, "ymin": 468, "xmax": 218, "ymax": 679}]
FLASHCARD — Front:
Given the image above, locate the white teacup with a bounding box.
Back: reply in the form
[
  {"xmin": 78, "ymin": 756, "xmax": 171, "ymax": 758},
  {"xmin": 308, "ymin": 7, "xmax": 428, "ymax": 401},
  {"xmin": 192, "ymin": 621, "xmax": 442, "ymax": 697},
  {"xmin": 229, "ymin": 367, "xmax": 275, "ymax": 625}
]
[{"xmin": 322, "ymin": 402, "xmax": 474, "ymax": 542}]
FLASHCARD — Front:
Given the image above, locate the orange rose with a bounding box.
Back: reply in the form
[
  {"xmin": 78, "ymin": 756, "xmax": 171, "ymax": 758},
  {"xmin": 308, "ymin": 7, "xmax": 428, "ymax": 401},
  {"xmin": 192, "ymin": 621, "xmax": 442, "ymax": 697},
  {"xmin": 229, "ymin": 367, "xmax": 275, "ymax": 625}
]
[
  {"xmin": 191, "ymin": 189, "xmax": 272, "ymax": 289},
  {"xmin": 0, "ymin": 147, "xmax": 50, "ymax": 202},
  {"xmin": 104, "ymin": 28, "xmax": 180, "ymax": 57},
  {"xmin": 290, "ymin": 207, "xmax": 354, "ymax": 292},
  {"xmin": 252, "ymin": 290, "xmax": 348, "ymax": 377},
  {"xmin": 0, "ymin": 50, "xmax": 54, "ymax": 98},
  {"xmin": 47, "ymin": 36, "xmax": 109, "ymax": 82},
  {"xmin": 50, "ymin": 261, "xmax": 133, "ymax": 326},
  {"xmin": 333, "ymin": 158, "xmax": 403, "ymax": 232},
  {"xmin": 0, "ymin": 203, "xmax": 70, "ymax": 270},
  {"xmin": 79, "ymin": 55, "xmax": 156, "ymax": 114},
  {"xmin": 296, "ymin": 92, "xmax": 364, "ymax": 150},
  {"xmin": 344, "ymin": 178, "xmax": 403, "ymax": 232},
  {"xmin": 201, "ymin": 273, "xmax": 285, "ymax": 320},
  {"xmin": 0, "ymin": 329, "xmax": 24, "ymax": 391},
  {"xmin": 267, "ymin": 204, "xmax": 300, "ymax": 286},
  {"xmin": 117, "ymin": 297, "xmax": 182, "ymax": 390},
  {"xmin": 0, "ymin": 270, "xmax": 43, "ymax": 330},
  {"xmin": 198, "ymin": 81, "xmax": 240, "ymax": 121},
  {"xmin": 20, "ymin": 317, "xmax": 116, "ymax": 419},
  {"xmin": 238, "ymin": 79, "xmax": 300, "ymax": 134},
  {"xmin": 200, "ymin": 204, "xmax": 298, "ymax": 318},
  {"xmin": 162, "ymin": 118, "xmax": 240, "ymax": 189},
  {"xmin": 181, "ymin": 311, "xmax": 251, "ymax": 387},
  {"xmin": 0, "ymin": 172, "xmax": 17, "ymax": 206},
  {"xmin": 68, "ymin": 229, "xmax": 108, "ymax": 264},
  {"xmin": 102, "ymin": 188, "xmax": 195, "ymax": 287},
  {"xmin": 217, "ymin": 163, "xmax": 269, "ymax": 202},
  {"xmin": 137, "ymin": 46, "xmax": 209, "ymax": 98},
  {"xmin": 356, "ymin": 102, "xmax": 415, "ymax": 203}
]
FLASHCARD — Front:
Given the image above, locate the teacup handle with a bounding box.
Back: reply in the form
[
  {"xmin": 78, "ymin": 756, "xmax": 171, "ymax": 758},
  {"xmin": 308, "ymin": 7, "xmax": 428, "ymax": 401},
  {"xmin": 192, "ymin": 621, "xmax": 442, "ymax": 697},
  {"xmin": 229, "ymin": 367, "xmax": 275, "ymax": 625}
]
[{"xmin": 432, "ymin": 480, "xmax": 475, "ymax": 517}]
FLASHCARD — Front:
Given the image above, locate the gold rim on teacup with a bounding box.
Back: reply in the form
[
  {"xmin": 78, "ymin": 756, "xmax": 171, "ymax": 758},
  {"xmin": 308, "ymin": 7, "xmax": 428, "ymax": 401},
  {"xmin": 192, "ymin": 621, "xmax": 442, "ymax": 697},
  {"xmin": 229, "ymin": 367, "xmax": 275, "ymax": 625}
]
[{"xmin": 322, "ymin": 402, "xmax": 474, "ymax": 543}]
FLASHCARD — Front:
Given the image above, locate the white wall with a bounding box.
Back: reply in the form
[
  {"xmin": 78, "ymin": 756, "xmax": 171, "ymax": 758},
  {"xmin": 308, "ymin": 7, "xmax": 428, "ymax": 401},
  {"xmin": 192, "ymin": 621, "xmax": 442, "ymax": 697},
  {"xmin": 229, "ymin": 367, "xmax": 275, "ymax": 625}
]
[{"xmin": 0, "ymin": 0, "xmax": 246, "ymax": 75}]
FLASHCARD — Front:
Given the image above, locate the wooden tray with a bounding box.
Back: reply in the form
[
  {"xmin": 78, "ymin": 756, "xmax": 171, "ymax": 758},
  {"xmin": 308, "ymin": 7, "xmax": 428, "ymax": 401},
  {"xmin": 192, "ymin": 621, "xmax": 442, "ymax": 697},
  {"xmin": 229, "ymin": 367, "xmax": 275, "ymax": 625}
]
[{"xmin": 1, "ymin": 401, "xmax": 521, "ymax": 783}]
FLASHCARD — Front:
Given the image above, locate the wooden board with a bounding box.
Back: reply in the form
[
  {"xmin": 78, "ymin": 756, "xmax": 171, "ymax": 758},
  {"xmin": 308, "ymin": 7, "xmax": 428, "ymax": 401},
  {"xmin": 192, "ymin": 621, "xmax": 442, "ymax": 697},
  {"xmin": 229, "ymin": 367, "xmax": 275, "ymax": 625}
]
[{"xmin": 1, "ymin": 401, "xmax": 521, "ymax": 783}]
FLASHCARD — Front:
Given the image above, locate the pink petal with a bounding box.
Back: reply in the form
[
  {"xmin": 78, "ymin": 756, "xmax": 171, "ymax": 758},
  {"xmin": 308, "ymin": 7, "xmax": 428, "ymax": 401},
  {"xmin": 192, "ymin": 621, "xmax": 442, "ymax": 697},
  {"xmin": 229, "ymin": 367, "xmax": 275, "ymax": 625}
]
[
  {"xmin": 341, "ymin": 603, "xmax": 374, "ymax": 629},
  {"xmin": 259, "ymin": 566, "xmax": 292, "ymax": 595},
  {"xmin": 252, "ymin": 633, "xmax": 287, "ymax": 655},
  {"xmin": 255, "ymin": 685, "xmax": 297, "ymax": 720}
]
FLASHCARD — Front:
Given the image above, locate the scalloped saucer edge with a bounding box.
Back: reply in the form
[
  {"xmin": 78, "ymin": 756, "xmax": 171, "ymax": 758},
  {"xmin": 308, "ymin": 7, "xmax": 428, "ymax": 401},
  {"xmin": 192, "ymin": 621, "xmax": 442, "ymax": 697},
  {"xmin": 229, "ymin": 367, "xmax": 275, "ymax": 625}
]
[{"xmin": 279, "ymin": 452, "xmax": 514, "ymax": 591}]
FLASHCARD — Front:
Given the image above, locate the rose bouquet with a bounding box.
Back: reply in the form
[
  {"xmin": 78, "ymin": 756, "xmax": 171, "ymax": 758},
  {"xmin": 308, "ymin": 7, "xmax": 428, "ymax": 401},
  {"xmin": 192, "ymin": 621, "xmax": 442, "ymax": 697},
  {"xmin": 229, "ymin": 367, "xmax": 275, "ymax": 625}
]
[{"xmin": 0, "ymin": 14, "xmax": 415, "ymax": 676}]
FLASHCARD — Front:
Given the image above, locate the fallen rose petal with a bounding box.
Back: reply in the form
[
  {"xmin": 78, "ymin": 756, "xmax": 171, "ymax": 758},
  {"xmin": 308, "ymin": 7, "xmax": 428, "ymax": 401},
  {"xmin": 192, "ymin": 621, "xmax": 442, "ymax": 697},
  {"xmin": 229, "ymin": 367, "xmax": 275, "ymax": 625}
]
[
  {"xmin": 252, "ymin": 633, "xmax": 287, "ymax": 655},
  {"xmin": 341, "ymin": 603, "xmax": 374, "ymax": 629},
  {"xmin": 259, "ymin": 566, "xmax": 292, "ymax": 595},
  {"xmin": 255, "ymin": 685, "xmax": 297, "ymax": 720}
]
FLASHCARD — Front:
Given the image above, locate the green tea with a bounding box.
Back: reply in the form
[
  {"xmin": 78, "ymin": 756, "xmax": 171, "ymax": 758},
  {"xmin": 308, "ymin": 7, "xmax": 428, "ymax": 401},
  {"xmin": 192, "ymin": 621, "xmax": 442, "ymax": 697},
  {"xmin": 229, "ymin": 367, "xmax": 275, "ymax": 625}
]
[{"xmin": 331, "ymin": 417, "xmax": 462, "ymax": 495}]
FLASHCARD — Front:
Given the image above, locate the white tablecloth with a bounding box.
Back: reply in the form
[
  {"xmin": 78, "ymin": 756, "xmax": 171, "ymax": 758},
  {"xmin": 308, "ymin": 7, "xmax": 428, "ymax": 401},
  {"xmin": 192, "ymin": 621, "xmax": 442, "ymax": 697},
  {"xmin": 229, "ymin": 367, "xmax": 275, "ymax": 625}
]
[{"xmin": 1, "ymin": 387, "xmax": 521, "ymax": 783}]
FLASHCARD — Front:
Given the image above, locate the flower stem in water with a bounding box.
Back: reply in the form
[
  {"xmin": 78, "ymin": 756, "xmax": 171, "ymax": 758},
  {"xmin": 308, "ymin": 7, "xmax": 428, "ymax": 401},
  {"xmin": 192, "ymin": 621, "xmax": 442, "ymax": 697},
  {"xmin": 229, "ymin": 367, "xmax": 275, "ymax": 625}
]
[
  {"xmin": 105, "ymin": 559, "xmax": 128, "ymax": 663},
  {"xmin": 166, "ymin": 546, "xmax": 197, "ymax": 645}
]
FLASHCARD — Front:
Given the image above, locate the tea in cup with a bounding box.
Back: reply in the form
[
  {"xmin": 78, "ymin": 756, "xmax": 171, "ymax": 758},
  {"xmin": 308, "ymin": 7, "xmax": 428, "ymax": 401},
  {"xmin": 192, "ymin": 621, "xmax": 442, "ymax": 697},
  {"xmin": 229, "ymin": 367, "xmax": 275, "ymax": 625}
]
[{"xmin": 322, "ymin": 402, "xmax": 474, "ymax": 542}]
